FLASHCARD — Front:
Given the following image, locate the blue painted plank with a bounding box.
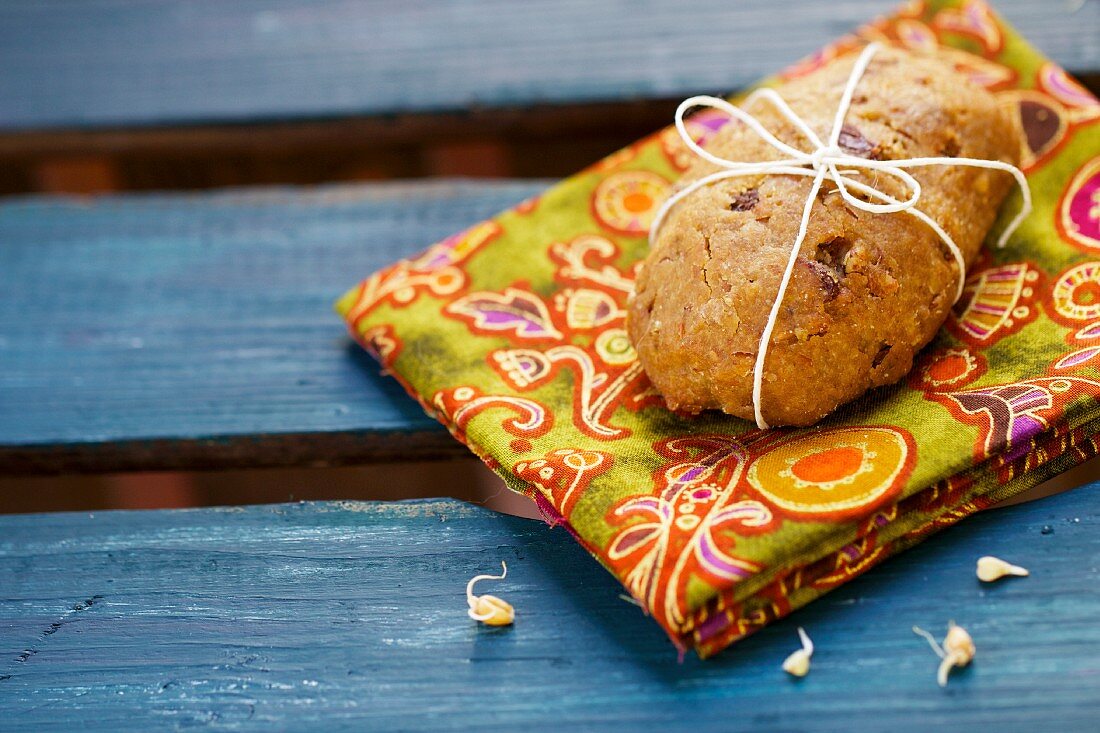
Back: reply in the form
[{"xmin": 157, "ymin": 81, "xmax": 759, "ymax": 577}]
[
  {"xmin": 0, "ymin": 0, "xmax": 1095, "ymax": 130},
  {"xmin": 0, "ymin": 181, "xmax": 548, "ymax": 472},
  {"xmin": 0, "ymin": 487, "xmax": 1098, "ymax": 730}
]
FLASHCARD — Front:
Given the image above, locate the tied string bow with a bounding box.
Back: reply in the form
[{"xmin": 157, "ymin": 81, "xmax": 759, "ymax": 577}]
[{"xmin": 648, "ymin": 42, "xmax": 1031, "ymax": 429}]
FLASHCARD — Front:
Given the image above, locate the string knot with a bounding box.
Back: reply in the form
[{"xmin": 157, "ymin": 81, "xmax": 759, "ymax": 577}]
[
  {"xmin": 808, "ymin": 145, "xmax": 843, "ymax": 168},
  {"xmin": 647, "ymin": 42, "xmax": 1031, "ymax": 429}
]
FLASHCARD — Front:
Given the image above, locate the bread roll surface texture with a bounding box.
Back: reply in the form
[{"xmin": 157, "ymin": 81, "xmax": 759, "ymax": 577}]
[{"xmin": 627, "ymin": 46, "xmax": 1022, "ymax": 426}]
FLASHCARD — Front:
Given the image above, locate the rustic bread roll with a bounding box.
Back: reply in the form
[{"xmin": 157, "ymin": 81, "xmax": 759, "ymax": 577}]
[{"xmin": 627, "ymin": 46, "xmax": 1022, "ymax": 426}]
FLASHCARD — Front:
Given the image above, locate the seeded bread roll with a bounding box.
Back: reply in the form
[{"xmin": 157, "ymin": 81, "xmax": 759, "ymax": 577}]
[{"xmin": 627, "ymin": 46, "xmax": 1022, "ymax": 427}]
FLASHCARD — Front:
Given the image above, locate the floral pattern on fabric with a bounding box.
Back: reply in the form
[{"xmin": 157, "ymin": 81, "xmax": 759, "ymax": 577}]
[{"xmin": 337, "ymin": 0, "xmax": 1100, "ymax": 657}]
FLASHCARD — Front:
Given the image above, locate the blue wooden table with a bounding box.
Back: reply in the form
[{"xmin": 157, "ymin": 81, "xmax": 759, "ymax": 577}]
[
  {"xmin": 2, "ymin": 1, "xmax": 1100, "ymax": 728},
  {"xmin": 2, "ymin": 485, "xmax": 1098, "ymax": 731},
  {"xmin": 0, "ymin": 182, "xmax": 546, "ymax": 472},
  {"xmin": 0, "ymin": 0, "xmax": 1095, "ymax": 132}
]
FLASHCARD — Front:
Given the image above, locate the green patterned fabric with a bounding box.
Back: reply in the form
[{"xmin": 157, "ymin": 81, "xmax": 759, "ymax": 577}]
[{"xmin": 338, "ymin": 0, "xmax": 1100, "ymax": 656}]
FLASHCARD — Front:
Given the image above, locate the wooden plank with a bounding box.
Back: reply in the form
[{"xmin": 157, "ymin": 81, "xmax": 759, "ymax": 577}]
[
  {"xmin": 1, "ymin": 488, "xmax": 1099, "ymax": 730},
  {"xmin": 0, "ymin": 181, "xmax": 548, "ymax": 473},
  {"xmin": 0, "ymin": 99, "xmax": 682, "ymax": 159},
  {"xmin": 0, "ymin": 0, "xmax": 1095, "ymax": 132}
]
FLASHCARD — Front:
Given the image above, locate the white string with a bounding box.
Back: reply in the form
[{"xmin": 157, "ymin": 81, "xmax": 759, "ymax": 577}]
[{"xmin": 647, "ymin": 43, "xmax": 1031, "ymax": 429}]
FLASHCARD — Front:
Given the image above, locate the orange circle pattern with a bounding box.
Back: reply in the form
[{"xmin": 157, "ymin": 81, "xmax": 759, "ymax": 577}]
[
  {"xmin": 1052, "ymin": 262, "xmax": 1100, "ymax": 322},
  {"xmin": 591, "ymin": 171, "xmax": 671, "ymax": 236},
  {"xmin": 747, "ymin": 427, "xmax": 914, "ymax": 520}
]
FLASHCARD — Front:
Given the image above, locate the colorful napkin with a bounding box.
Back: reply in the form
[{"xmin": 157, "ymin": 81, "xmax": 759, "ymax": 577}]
[{"xmin": 338, "ymin": 0, "xmax": 1100, "ymax": 657}]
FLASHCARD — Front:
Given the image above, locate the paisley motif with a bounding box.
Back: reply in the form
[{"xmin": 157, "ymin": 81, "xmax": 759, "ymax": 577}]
[
  {"xmin": 938, "ymin": 46, "xmax": 1016, "ymax": 89},
  {"xmin": 660, "ymin": 109, "xmax": 733, "ymax": 170},
  {"xmin": 1075, "ymin": 322, "xmax": 1100, "ymax": 341},
  {"xmin": 1037, "ymin": 62, "xmax": 1100, "ymax": 122},
  {"xmin": 336, "ymin": 0, "xmax": 1100, "ymax": 659},
  {"xmin": 993, "ymin": 423, "xmax": 1100, "ymax": 486},
  {"xmin": 591, "ymin": 145, "xmax": 640, "ymax": 173},
  {"xmin": 607, "ymin": 435, "xmax": 774, "ymax": 629},
  {"xmin": 550, "ymin": 234, "xmax": 634, "ymax": 293},
  {"xmin": 1039, "ymin": 64, "xmax": 1096, "ymax": 108},
  {"xmin": 941, "ymin": 383, "xmax": 1049, "ymax": 459},
  {"xmin": 1049, "ymin": 261, "xmax": 1100, "ymax": 323},
  {"xmin": 893, "ymin": 19, "xmax": 938, "ymax": 52},
  {"xmin": 515, "ymin": 449, "xmax": 613, "ymax": 517},
  {"xmin": 1052, "ymin": 289, "xmax": 1100, "ymax": 372},
  {"xmin": 997, "ymin": 90, "xmax": 1067, "ymax": 170},
  {"xmin": 556, "ymin": 288, "xmax": 622, "ymax": 330},
  {"xmin": 594, "ymin": 328, "xmax": 636, "ymax": 365},
  {"xmin": 432, "ymin": 386, "xmax": 551, "ymax": 439},
  {"xmin": 746, "ymin": 427, "xmax": 915, "ymax": 520},
  {"xmin": 947, "ymin": 261, "xmax": 1041, "ymax": 346},
  {"xmin": 344, "ymin": 263, "xmax": 465, "ymax": 331},
  {"xmin": 492, "ymin": 345, "xmax": 643, "ymax": 439},
  {"xmin": 357, "ymin": 324, "xmax": 401, "ymax": 367},
  {"xmin": 1057, "ymin": 156, "xmax": 1100, "ymax": 252},
  {"xmin": 888, "ymin": 18, "xmax": 1014, "ymax": 89},
  {"xmin": 933, "ymin": 0, "xmax": 1002, "ymax": 53},
  {"xmin": 910, "ymin": 348, "xmax": 987, "ymax": 392},
  {"xmin": 446, "ymin": 287, "xmax": 563, "ymax": 340},
  {"xmin": 590, "ymin": 171, "xmax": 671, "ymax": 236},
  {"xmin": 343, "ymin": 223, "xmax": 503, "ymax": 331},
  {"xmin": 409, "ymin": 221, "xmax": 501, "ymax": 271},
  {"xmin": 1054, "ymin": 347, "xmax": 1100, "ymax": 371},
  {"xmin": 809, "ymin": 538, "xmax": 888, "ymax": 591},
  {"xmin": 930, "ymin": 377, "xmax": 1100, "ymax": 461}
]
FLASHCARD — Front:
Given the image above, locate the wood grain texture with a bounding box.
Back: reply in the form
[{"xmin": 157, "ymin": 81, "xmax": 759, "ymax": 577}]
[
  {"xmin": 0, "ymin": 0, "xmax": 1096, "ymax": 131},
  {"xmin": 1, "ymin": 488, "xmax": 1099, "ymax": 731},
  {"xmin": 0, "ymin": 181, "xmax": 548, "ymax": 473}
]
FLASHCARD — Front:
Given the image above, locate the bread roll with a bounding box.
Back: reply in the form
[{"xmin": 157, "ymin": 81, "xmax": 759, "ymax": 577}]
[{"xmin": 627, "ymin": 46, "xmax": 1022, "ymax": 426}]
